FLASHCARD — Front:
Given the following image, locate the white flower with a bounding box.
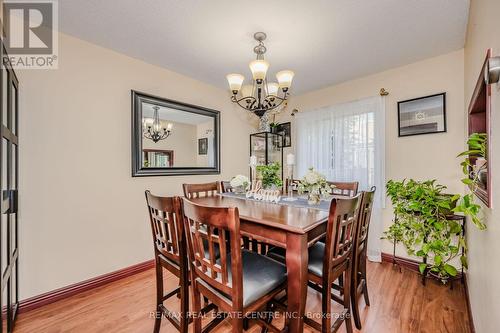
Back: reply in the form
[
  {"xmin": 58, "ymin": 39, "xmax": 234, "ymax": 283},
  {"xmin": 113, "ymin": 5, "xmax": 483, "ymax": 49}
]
[
  {"xmin": 303, "ymin": 168, "xmax": 324, "ymax": 185},
  {"xmin": 230, "ymin": 175, "xmax": 249, "ymax": 189}
]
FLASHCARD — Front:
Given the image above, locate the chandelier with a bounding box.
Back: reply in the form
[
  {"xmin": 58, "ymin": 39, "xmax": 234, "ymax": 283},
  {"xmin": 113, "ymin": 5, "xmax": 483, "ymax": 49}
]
[
  {"xmin": 143, "ymin": 106, "xmax": 173, "ymax": 143},
  {"xmin": 226, "ymin": 32, "xmax": 294, "ymax": 118}
]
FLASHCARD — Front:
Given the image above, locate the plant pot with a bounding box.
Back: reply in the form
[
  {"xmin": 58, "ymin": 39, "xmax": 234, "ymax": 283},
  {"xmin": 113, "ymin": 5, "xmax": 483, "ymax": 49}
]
[{"xmin": 307, "ymin": 193, "xmax": 321, "ymax": 205}]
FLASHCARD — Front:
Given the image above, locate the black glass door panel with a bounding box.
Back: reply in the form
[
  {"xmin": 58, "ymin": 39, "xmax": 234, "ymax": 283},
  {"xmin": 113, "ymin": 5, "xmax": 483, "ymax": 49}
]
[{"xmin": 0, "ymin": 44, "xmax": 19, "ymax": 333}]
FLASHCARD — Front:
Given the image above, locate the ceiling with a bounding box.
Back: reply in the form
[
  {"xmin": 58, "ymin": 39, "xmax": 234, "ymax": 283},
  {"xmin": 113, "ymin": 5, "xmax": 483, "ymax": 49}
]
[{"xmin": 58, "ymin": 0, "xmax": 470, "ymax": 95}]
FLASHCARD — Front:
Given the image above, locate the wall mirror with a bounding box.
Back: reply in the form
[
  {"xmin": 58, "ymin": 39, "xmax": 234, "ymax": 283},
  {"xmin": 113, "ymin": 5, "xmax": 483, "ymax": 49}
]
[{"xmin": 132, "ymin": 91, "xmax": 220, "ymax": 176}]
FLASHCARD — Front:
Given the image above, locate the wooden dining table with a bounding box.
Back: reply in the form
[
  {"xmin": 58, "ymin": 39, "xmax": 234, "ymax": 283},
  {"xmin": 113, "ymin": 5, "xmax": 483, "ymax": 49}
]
[{"xmin": 189, "ymin": 194, "xmax": 332, "ymax": 333}]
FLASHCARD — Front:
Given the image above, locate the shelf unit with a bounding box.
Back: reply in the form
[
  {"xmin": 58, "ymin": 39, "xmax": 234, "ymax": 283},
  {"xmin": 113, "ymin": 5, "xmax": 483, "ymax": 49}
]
[
  {"xmin": 467, "ymin": 49, "xmax": 492, "ymax": 207},
  {"xmin": 249, "ymin": 132, "xmax": 284, "ymax": 182}
]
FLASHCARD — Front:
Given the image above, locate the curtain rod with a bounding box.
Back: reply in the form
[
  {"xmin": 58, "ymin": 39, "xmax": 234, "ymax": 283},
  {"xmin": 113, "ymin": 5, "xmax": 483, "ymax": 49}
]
[{"xmin": 380, "ymin": 88, "xmax": 389, "ymax": 96}]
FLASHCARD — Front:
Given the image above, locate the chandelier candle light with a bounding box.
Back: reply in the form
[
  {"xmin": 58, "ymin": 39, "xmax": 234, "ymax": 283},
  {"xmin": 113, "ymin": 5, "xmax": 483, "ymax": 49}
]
[
  {"xmin": 226, "ymin": 32, "xmax": 294, "ymax": 129},
  {"xmin": 143, "ymin": 106, "xmax": 173, "ymax": 143}
]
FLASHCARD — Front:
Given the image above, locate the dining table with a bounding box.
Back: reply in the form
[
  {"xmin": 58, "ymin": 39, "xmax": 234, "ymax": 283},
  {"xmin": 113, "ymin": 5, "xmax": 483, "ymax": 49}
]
[{"xmin": 188, "ymin": 192, "xmax": 336, "ymax": 333}]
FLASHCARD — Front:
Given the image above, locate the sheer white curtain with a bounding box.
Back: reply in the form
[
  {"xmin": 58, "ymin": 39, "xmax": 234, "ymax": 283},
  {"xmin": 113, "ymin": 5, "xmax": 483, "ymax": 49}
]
[{"xmin": 296, "ymin": 96, "xmax": 385, "ymax": 262}]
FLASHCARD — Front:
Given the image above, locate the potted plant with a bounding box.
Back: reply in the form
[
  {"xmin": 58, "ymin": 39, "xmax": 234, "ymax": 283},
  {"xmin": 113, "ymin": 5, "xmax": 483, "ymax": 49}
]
[
  {"xmin": 297, "ymin": 167, "xmax": 333, "ymax": 205},
  {"xmin": 383, "ymin": 179, "xmax": 464, "ymax": 283},
  {"xmin": 269, "ymin": 122, "xmax": 279, "ymax": 134},
  {"xmin": 458, "ymin": 132, "xmax": 487, "ymax": 189},
  {"xmin": 455, "ymin": 132, "xmax": 487, "ymax": 230},
  {"xmin": 256, "ymin": 162, "xmax": 283, "ymax": 190}
]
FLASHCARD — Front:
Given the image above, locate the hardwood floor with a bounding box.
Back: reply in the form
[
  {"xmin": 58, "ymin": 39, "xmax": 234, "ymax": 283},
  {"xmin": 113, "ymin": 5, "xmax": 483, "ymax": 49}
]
[{"xmin": 13, "ymin": 261, "xmax": 471, "ymax": 333}]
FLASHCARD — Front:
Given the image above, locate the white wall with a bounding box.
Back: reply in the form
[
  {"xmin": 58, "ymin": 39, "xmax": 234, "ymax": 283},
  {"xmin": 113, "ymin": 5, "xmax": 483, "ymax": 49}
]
[
  {"xmin": 464, "ymin": 0, "xmax": 500, "ymax": 331},
  {"xmin": 278, "ymin": 50, "xmax": 466, "ymax": 256},
  {"xmin": 17, "ymin": 32, "xmax": 254, "ymax": 299}
]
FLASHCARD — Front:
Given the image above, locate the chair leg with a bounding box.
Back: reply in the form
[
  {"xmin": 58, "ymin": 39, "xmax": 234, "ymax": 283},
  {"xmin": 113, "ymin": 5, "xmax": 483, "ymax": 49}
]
[
  {"xmin": 243, "ymin": 318, "xmax": 249, "ymax": 330},
  {"xmin": 322, "ymin": 280, "xmax": 332, "ymax": 333},
  {"xmin": 338, "ymin": 274, "xmax": 344, "ymax": 295},
  {"xmin": 154, "ymin": 260, "xmax": 163, "ymax": 333},
  {"xmin": 261, "ymin": 302, "xmax": 274, "ymax": 333},
  {"xmin": 179, "ymin": 270, "xmax": 189, "ymax": 333},
  {"xmin": 360, "ymin": 256, "xmax": 370, "ymax": 306},
  {"xmin": 231, "ymin": 317, "xmax": 244, "ymax": 333},
  {"xmin": 343, "ymin": 269, "xmax": 353, "ymax": 333},
  {"xmin": 350, "ymin": 281, "xmax": 362, "ymax": 330},
  {"xmin": 192, "ymin": 282, "xmax": 202, "ymax": 333}
]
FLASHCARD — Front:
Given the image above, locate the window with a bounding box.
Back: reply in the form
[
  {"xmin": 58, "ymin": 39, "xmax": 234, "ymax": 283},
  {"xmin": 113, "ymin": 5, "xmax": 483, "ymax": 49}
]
[{"xmin": 296, "ymin": 96, "xmax": 385, "ymax": 261}]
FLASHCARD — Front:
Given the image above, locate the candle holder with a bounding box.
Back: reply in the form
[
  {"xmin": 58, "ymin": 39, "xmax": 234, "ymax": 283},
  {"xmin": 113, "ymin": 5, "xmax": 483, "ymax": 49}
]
[{"xmin": 283, "ymin": 164, "xmax": 297, "ymax": 201}]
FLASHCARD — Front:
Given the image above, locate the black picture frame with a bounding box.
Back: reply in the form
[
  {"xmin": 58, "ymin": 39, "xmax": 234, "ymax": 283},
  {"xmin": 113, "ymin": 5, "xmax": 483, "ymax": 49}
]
[
  {"xmin": 131, "ymin": 90, "xmax": 220, "ymax": 177},
  {"xmin": 276, "ymin": 122, "xmax": 292, "ymax": 147},
  {"xmin": 397, "ymin": 92, "xmax": 446, "ymax": 137},
  {"xmin": 198, "ymin": 138, "xmax": 208, "ymax": 155}
]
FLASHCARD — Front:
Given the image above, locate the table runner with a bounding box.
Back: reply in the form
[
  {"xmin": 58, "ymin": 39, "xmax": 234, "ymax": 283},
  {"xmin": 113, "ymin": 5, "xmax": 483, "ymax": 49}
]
[{"xmin": 219, "ymin": 192, "xmax": 331, "ymax": 212}]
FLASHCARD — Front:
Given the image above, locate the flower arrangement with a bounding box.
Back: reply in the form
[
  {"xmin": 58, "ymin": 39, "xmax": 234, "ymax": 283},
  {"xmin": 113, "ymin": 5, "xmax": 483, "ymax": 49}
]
[
  {"xmin": 298, "ymin": 167, "xmax": 333, "ymax": 204},
  {"xmin": 230, "ymin": 175, "xmax": 249, "ymax": 193}
]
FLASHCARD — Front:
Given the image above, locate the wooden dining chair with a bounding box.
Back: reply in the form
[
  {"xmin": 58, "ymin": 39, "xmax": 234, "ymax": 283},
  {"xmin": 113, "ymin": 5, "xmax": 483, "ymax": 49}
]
[
  {"xmin": 218, "ymin": 181, "xmax": 234, "ymax": 193},
  {"xmin": 182, "ymin": 198, "xmax": 288, "ymax": 333},
  {"xmin": 145, "ymin": 191, "xmax": 189, "ymax": 333},
  {"xmin": 219, "ymin": 180, "xmax": 268, "ymax": 256},
  {"xmin": 350, "ymin": 186, "xmax": 376, "ymax": 329},
  {"xmin": 305, "ymin": 195, "xmax": 361, "ymax": 333},
  {"xmin": 327, "ymin": 181, "xmax": 359, "ymax": 197},
  {"xmin": 183, "ymin": 182, "xmax": 219, "ymax": 199}
]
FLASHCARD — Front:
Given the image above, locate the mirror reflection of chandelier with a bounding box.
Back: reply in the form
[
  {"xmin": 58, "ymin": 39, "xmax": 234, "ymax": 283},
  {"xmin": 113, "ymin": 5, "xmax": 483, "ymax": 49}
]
[
  {"xmin": 143, "ymin": 106, "xmax": 173, "ymax": 143},
  {"xmin": 226, "ymin": 32, "xmax": 294, "ymax": 118}
]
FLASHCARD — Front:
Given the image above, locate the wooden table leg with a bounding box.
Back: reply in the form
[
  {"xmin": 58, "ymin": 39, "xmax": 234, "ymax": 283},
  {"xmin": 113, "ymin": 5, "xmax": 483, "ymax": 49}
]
[{"xmin": 286, "ymin": 233, "xmax": 308, "ymax": 333}]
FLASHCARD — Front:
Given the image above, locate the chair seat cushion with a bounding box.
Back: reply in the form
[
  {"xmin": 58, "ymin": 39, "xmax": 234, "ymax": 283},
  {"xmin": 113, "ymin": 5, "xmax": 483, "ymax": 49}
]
[
  {"xmin": 222, "ymin": 250, "xmax": 287, "ymax": 307},
  {"xmin": 268, "ymin": 242, "xmax": 326, "ymax": 277},
  {"xmin": 266, "ymin": 246, "xmax": 286, "ymax": 263},
  {"xmin": 308, "ymin": 241, "xmax": 326, "ymax": 277}
]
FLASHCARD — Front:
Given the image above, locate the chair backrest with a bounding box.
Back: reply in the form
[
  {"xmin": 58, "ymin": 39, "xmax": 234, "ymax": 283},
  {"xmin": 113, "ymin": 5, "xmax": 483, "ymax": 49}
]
[
  {"xmin": 355, "ymin": 186, "xmax": 376, "ymax": 253},
  {"xmin": 219, "ymin": 181, "xmax": 234, "ymax": 193},
  {"xmin": 285, "ymin": 178, "xmax": 300, "ymax": 192},
  {"xmin": 183, "ymin": 182, "xmax": 219, "ymax": 199},
  {"xmin": 328, "ymin": 181, "xmax": 359, "ymax": 197},
  {"xmin": 182, "ymin": 198, "xmax": 243, "ymax": 307},
  {"xmin": 145, "ymin": 191, "xmax": 185, "ymax": 265},
  {"xmin": 323, "ymin": 195, "xmax": 361, "ymax": 275}
]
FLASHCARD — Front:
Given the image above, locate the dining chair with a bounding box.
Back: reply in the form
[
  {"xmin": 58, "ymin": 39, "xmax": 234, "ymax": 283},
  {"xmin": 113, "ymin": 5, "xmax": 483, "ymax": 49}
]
[
  {"xmin": 219, "ymin": 180, "xmax": 234, "ymax": 193},
  {"xmin": 183, "ymin": 182, "xmax": 219, "ymax": 199},
  {"xmin": 145, "ymin": 191, "xmax": 189, "ymax": 333},
  {"xmin": 350, "ymin": 186, "xmax": 376, "ymax": 329},
  {"xmin": 285, "ymin": 179, "xmax": 358, "ymax": 197},
  {"xmin": 304, "ymin": 195, "xmax": 361, "ymax": 333},
  {"xmin": 182, "ymin": 198, "xmax": 288, "ymax": 333},
  {"xmin": 327, "ymin": 181, "xmax": 359, "ymax": 197},
  {"xmin": 219, "ymin": 180, "xmax": 269, "ymax": 256}
]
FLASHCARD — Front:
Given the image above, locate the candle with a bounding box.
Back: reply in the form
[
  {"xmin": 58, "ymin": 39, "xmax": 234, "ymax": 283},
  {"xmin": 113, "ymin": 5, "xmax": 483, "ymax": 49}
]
[
  {"xmin": 250, "ymin": 155, "xmax": 257, "ymax": 167},
  {"xmin": 286, "ymin": 153, "xmax": 295, "ymax": 166}
]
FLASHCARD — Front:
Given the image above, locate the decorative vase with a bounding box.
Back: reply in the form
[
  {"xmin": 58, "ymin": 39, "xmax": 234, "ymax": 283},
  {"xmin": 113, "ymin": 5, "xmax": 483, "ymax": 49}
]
[
  {"xmin": 258, "ymin": 114, "xmax": 270, "ymax": 132},
  {"xmin": 307, "ymin": 192, "xmax": 321, "ymax": 205}
]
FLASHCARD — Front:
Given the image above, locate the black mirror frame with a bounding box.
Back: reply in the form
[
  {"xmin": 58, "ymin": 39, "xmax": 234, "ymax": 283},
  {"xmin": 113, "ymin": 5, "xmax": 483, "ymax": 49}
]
[{"xmin": 131, "ymin": 90, "xmax": 221, "ymax": 177}]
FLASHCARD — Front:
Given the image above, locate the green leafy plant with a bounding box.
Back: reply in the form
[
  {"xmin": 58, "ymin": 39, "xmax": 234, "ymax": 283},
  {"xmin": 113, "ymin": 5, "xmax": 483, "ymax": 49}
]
[
  {"xmin": 455, "ymin": 133, "xmax": 487, "ymax": 230},
  {"xmin": 383, "ymin": 179, "xmax": 465, "ymax": 283},
  {"xmin": 256, "ymin": 162, "xmax": 283, "ymax": 189}
]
